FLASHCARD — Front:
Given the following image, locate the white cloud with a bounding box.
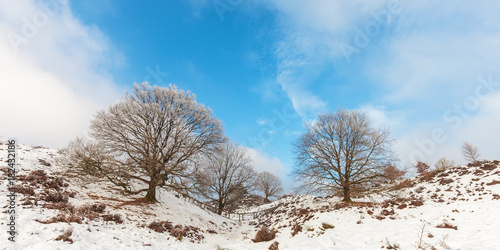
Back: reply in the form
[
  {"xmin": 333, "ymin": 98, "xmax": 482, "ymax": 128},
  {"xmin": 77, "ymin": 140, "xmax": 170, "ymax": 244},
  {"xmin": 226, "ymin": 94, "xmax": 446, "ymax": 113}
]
[
  {"xmin": 359, "ymin": 104, "xmax": 404, "ymax": 129},
  {"xmin": 257, "ymin": 0, "xmax": 401, "ymax": 120},
  {"xmin": 256, "ymin": 118, "xmax": 269, "ymax": 126},
  {"xmin": 245, "ymin": 147, "xmax": 287, "ymax": 176},
  {"xmin": 256, "ymin": 0, "xmax": 500, "ymax": 165},
  {"xmin": 245, "ymin": 146, "xmax": 293, "ymax": 192},
  {"xmin": 0, "ymin": 0, "xmax": 122, "ymax": 148}
]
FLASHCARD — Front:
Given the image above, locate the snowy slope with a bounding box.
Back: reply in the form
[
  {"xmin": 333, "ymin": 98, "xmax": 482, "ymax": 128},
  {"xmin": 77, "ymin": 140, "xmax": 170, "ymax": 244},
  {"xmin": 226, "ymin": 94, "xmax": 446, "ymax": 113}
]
[
  {"xmin": 1, "ymin": 143, "xmax": 499, "ymax": 250},
  {"xmin": 242, "ymin": 162, "xmax": 500, "ymax": 249}
]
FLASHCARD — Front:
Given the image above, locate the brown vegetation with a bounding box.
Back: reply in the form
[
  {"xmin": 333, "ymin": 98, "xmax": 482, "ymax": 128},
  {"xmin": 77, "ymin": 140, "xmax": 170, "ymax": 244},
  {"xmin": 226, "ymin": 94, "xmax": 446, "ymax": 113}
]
[
  {"xmin": 147, "ymin": 221, "xmax": 204, "ymax": 242},
  {"xmin": 291, "ymin": 223, "xmax": 302, "ymax": 237},
  {"xmin": 252, "ymin": 226, "xmax": 276, "ymax": 243},
  {"xmin": 269, "ymin": 241, "xmax": 279, "ymax": 250},
  {"xmin": 436, "ymin": 220, "xmax": 458, "ymax": 230},
  {"xmin": 55, "ymin": 228, "xmax": 73, "ymax": 244}
]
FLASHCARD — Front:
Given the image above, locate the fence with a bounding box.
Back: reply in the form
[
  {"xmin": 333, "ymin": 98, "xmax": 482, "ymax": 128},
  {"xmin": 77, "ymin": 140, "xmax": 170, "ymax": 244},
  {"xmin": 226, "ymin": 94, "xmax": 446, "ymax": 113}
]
[{"xmin": 160, "ymin": 187, "xmax": 281, "ymax": 221}]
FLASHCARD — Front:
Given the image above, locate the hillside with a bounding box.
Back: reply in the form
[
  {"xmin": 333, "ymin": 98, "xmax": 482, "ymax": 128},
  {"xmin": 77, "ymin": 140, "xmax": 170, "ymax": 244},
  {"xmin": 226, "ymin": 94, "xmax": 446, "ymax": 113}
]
[{"xmin": 1, "ymin": 143, "xmax": 499, "ymax": 249}]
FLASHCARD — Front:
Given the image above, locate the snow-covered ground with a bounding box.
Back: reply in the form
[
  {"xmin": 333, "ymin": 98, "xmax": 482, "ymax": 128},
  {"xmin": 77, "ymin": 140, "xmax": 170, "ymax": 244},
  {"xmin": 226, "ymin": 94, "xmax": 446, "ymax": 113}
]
[{"xmin": 1, "ymin": 143, "xmax": 499, "ymax": 249}]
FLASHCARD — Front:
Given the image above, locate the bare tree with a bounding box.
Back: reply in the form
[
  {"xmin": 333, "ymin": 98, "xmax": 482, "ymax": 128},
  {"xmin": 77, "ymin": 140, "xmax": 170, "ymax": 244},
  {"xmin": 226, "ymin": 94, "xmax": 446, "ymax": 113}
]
[
  {"xmin": 435, "ymin": 157, "xmax": 455, "ymax": 170},
  {"xmin": 62, "ymin": 83, "xmax": 224, "ymax": 202},
  {"xmin": 292, "ymin": 108, "xmax": 394, "ymax": 202},
  {"xmin": 193, "ymin": 141, "xmax": 256, "ymax": 214},
  {"xmin": 60, "ymin": 137, "xmax": 114, "ymax": 181},
  {"xmin": 462, "ymin": 142, "xmax": 480, "ymax": 163},
  {"xmin": 256, "ymin": 171, "xmax": 284, "ymax": 200}
]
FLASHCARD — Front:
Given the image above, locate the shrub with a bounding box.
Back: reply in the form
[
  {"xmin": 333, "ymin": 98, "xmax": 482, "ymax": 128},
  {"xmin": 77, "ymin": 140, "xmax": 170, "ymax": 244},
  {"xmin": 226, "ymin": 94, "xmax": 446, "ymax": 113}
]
[
  {"xmin": 170, "ymin": 227, "xmax": 186, "ymax": 241},
  {"xmin": 321, "ymin": 223, "xmax": 334, "ymax": 230},
  {"xmin": 438, "ymin": 178, "xmax": 453, "ymax": 185},
  {"xmin": 46, "ymin": 177, "xmax": 65, "ymax": 190},
  {"xmin": 385, "ymin": 238, "xmax": 400, "ymax": 249},
  {"xmin": 416, "ymin": 162, "xmax": 430, "ymax": 175},
  {"xmin": 38, "ymin": 159, "xmax": 52, "ymax": 167},
  {"xmin": 101, "ymin": 214, "xmax": 123, "ymax": 224},
  {"xmin": 26, "ymin": 170, "xmax": 48, "ymax": 183},
  {"xmin": 55, "ymin": 228, "xmax": 73, "ymax": 244},
  {"xmin": 436, "ymin": 220, "xmax": 457, "ymax": 230},
  {"xmin": 9, "ymin": 185, "xmax": 35, "ymax": 196},
  {"xmin": 410, "ymin": 200, "xmax": 424, "ymax": 207},
  {"xmin": 481, "ymin": 164, "xmax": 497, "ymax": 171},
  {"xmin": 43, "ymin": 202, "xmax": 75, "ymax": 213},
  {"xmin": 45, "ymin": 192, "xmax": 69, "ymax": 203},
  {"xmin": 37, "ymin": 214, "xmax": 82, "ymax": 224},
  {"xmin": 291, "ymin": 223, "xmax": 302, "ymax": 236},
  {"xmin": 269, "ymin": 241, "xmax": 279, "ymax": 250},
  {"xmin": 252, "ymin": 226, "xmax": 276, "ymax": 243},
  {"xmin": 148, "ymin": 221, "xmax": 173, "ymax": 233},
  {"xmin": 383, "ymin": 165, "xmax": 406, "ymax": 182},
  {"xmin": 78, "ymin": 204, "xmax": 106, "ymax": 214},
  {"xmin": 397, "ymin": 204, "xmax": 407, "ymax": 209}
]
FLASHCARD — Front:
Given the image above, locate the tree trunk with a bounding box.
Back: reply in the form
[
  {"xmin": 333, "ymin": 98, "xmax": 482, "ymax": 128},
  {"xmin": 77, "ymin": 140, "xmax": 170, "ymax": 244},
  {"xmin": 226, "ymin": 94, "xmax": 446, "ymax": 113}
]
[
  {"xmin": 342, "ymin": 186, "xmax": 351, "ymax": 202},
  {"xmin": 145, "ymin": 179, "xmax": 157, "ymax": 202},
  {"xmin": 217, "ymin": 199, "xmax": 224, "ymax": 215}
]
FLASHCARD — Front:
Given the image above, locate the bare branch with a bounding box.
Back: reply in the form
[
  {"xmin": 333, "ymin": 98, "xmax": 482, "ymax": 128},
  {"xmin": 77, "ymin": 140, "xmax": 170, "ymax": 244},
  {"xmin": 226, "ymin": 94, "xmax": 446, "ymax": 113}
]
[
  {"xmin": 61, "ymin": 83, "xmax": 224, "ymax": 202},
  {"xmin": 292, "ymin": 108, "xmax": 395, "ymax": 201},
  {"xmin": 192, "ymin": 141, "xmax": 256, "ymax": 214},
  {"xmin": 462, "ymin": 142, "xmax": 480, "ymax": 163},
  {"xmin": 255, "ymin": 171, "xmax": 284, "ymax": 200}
]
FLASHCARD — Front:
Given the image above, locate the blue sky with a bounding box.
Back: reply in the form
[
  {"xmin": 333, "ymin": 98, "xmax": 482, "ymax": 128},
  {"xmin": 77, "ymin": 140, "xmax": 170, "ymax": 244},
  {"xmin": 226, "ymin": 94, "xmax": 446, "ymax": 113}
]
[{"xmin": 2, "ymin": 0, "xmax": 500, "ymax": 192}]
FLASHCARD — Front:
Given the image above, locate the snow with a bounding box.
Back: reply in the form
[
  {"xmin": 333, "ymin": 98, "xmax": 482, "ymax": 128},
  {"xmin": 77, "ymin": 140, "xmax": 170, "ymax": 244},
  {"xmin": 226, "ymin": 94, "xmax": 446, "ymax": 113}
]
[{"xmin": 1, "ymin": 143, "xmax": 499, "ymax": 249}]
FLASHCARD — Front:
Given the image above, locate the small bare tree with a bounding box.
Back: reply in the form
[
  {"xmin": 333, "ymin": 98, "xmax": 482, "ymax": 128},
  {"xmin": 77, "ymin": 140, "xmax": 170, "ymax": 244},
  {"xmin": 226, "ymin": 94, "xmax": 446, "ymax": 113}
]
[
  {"xmin": 193, "ymin": 141, "xmax": 256, "ymax": 214},
  {"xmin": 62, "ymin": 83, "xmax": 224, "ymax": 202},
  {"xmin": 256, "ymin": 171, "xmax": 284, "ymax": 200},
  {"xmin": 462, "ymin": 142, "xmax": 480, "ymax": 163},
  {"xmin": 292, "ymin": 108, "xmax": 394, "ymax": 202},
  {"xmin": 60, "ymin": 137, "xmax": 113, "ymax": 181},
  {"xmin": 435, "ymin": 157, "xmax": 455, "ymax": 170}
]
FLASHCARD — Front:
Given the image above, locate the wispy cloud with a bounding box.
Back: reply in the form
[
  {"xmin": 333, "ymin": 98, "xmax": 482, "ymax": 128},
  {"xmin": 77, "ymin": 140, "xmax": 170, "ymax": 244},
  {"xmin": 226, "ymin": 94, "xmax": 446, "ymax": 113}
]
[{"xmin": 257, "ymin": 0, "xmax": 500, "ymax": 165}]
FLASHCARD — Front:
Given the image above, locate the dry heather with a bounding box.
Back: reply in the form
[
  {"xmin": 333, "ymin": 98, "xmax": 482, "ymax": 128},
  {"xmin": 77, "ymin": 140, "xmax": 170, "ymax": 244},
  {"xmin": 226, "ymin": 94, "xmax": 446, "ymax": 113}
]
[
  {"xmin": 249, "ymin": 160, "xmax": 500, "ymax": 236},
  {"xmin": 55, "ymin": 228, "xmax": 73, "ymax": 244},
  {"xmin": 12, "ymin": 169, "xmax": 124, "ymax": 225},
  {"xmin": 252, "ymin": 226, "xmax": 277, "ymax": 243},
  {"xmin": 147, "ymin": 221, "xmax": 205, "ymax": 243}
]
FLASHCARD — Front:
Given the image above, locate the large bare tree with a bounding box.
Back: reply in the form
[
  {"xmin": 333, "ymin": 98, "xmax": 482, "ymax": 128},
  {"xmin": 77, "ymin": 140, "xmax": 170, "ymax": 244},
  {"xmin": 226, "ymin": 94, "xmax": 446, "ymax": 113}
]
[
  {"xmin": 256, "ymin": 171, "xmax": 284, "ymax": 200},
  {"xmin": 292, "ymin": 108, "xmax": 394, "ymax": 202},
  {"xmin": 462, "ymin": 142, "xmax": 480, "ymax": 163},
  {"xmin": 63, "ymin": 83, "xmax": 224, "ymax": 202},
  {"xmin": 193, "ymin": 141, "xmax": 256, "ymax": 214}
]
